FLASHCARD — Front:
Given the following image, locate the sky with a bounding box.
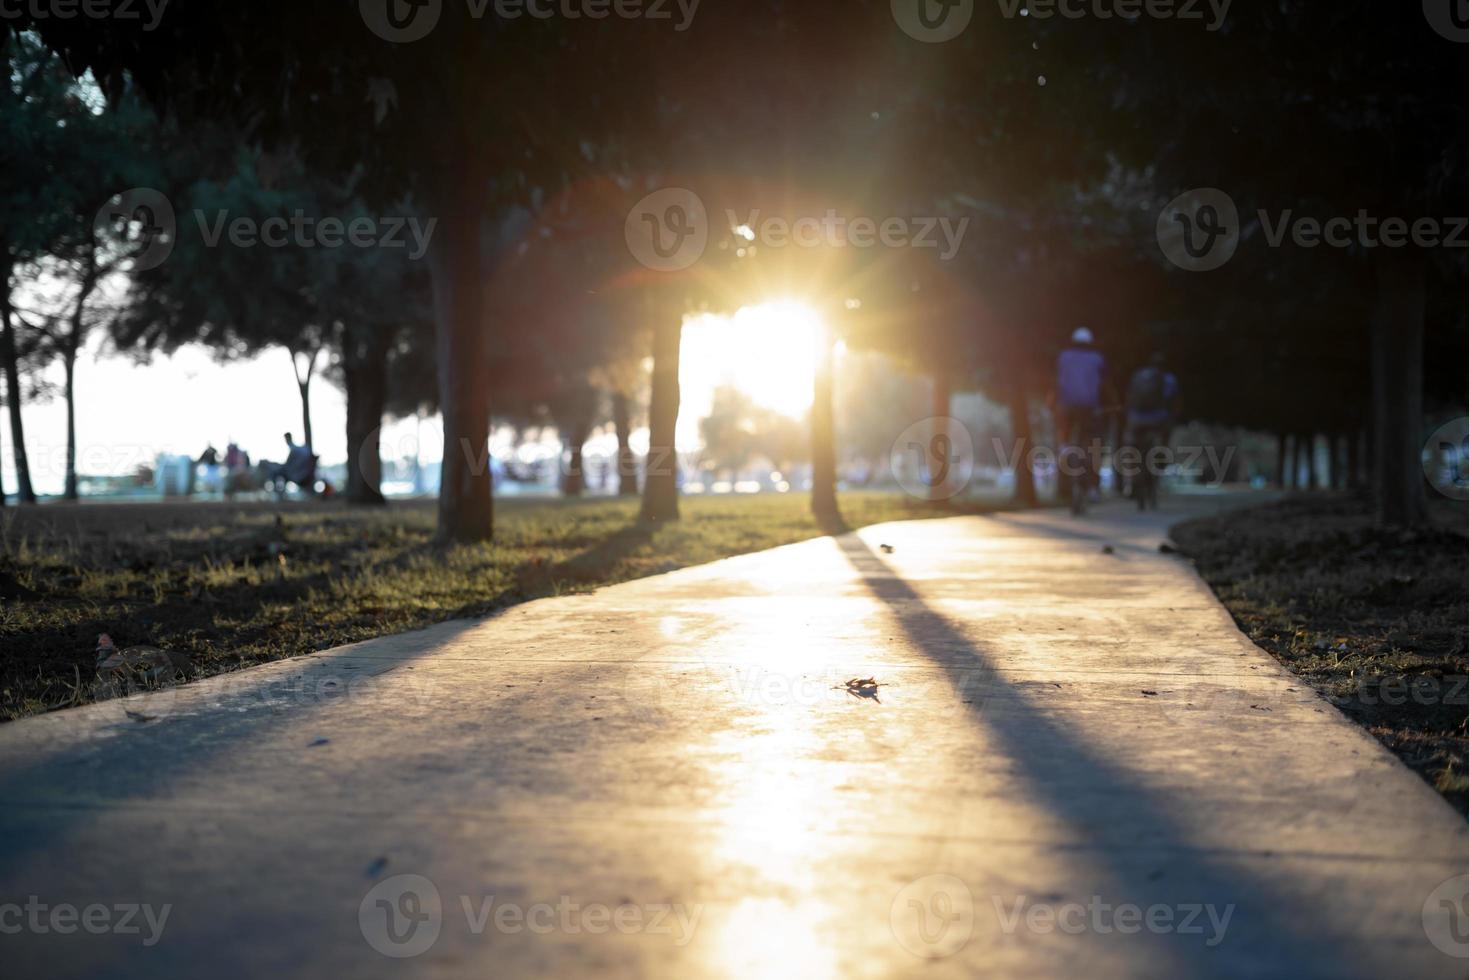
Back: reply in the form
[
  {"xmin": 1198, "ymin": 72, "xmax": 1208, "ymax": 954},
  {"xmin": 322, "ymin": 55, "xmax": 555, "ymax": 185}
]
[{"xmin": 4, "ymin": 302, "xmax": 824, "ymax": 497}]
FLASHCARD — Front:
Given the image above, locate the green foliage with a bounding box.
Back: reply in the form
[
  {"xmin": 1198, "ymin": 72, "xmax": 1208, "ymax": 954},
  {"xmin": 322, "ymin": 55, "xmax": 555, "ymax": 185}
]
[
  {"xmin": 3, "ymin": 32, "xmax": 161, "ymax": 297},
  {"xmin": 114, "ymin": 148, "xmax": 432, "ymax": 360}
]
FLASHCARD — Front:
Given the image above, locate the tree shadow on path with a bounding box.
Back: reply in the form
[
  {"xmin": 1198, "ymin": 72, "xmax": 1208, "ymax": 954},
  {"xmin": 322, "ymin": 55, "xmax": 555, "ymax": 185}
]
[{"xmin": 835, "ymin": 529, "xmax": 1360, "ymax": 978}]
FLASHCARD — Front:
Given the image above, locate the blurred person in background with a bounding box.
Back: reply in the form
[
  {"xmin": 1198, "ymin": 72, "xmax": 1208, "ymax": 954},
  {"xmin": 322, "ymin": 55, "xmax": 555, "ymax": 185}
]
[
  {"xmin": 1125, "ymin": 352, "xmax": 1181, "ymax": 511},
  {"xmin": 1051, "ymin": 327, "xmax": 1111, "ymax": 514}
]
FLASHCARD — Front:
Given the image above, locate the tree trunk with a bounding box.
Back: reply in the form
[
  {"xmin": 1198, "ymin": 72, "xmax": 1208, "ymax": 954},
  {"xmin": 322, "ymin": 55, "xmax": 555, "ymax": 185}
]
[
  {"xmin": 561, "ymin": 439, "xmax": 586, "ymax": 497},
  {"xmin": 291, "ymin": 347, "xmax": 317, "ymax": 449},
  {"xmin": 299, "ymin": 380, "xmax": 313, "ymax": 450},
  {"xmin": 344, "ymin": 328, "xmax": 389, "ymax": 505},
  {"xmin": 0, "ymin": 401, "xmax": 6, "ymax": 507},
  {"xmin": 61, "ymin": 258, "xmax": 100, "ymax": 504},
  {"xmin": 640, "ymin": 316, "xmax": 682, "ymax": 523},
  {"xmin": 0, "ymin": 286, "xmax": 36, "ymax": 503},
  {"xmin": 1357, "ymin": 417, "xmax": 1369, "ymax": 490},
  {"xmin": 1007, "ymin": 383, "xmax": 1037, "ymax": 507},
  {"xmin": 1304, "ymin": 433, "xmax": 1318, "ymax": 490},
  {"xmin": 810, "ymin": 329, "xmax": 839, "ymax": 519},
  {"xmin": 1275, "ymin": 432, "xmax": 1288, "ymax": 488},
  {"xmin": 1371, "ymin": 251, "xmax": 1427, "ymax": 526},
  {"xmin": 1347, "ymin": 427, "xmax": 1363, "ymax": 491},
  {"xmin": 929, "ymin": 369, "xmax": 952, "ymax": 503},
  {"xmin": 427, "ymin": 179, "xmax": 494, "ymax": 543},
  {"xmin": 612, "ymin": 390, "xmax": 638, "ymax": 497},
  {"xmin": 63, "ymin": 351, "xmax": 78, "ymax": 501}
]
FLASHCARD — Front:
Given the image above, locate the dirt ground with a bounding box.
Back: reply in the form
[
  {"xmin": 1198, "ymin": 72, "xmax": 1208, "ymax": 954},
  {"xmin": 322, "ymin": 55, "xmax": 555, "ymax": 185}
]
[{"xmin": 1172, "ymin": 493, "xmax": 1469, "ymax": 818}]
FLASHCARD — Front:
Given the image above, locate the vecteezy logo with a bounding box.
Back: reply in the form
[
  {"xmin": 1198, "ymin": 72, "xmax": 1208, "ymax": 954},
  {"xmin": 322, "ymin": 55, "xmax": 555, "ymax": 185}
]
[
  {"xmin": 1156, "ymin": 188, "xmax": 1240, "ymax": 272},
  {"xmin": 890, "ymin": 873, "xmax": 974, "ymax": 958},
  {"xmin": 625, "ymin": 188, "xmax": 709, "ymax": 272},
  {"xmin": 1424, "ymin": 417, "xmax": 1469, "ymax": 501},
  {"xmin": 1424, "ymin": 0, "xmax": 1469, "ymax": 41},
  {"xmin": 359, "ymin": 874, "xmax": 443, "ymax": 958},
  {"xmin": 891, "ymin": 416, "xmax": 976, "ymax": 501},
  {"xmin": 1424, "ymin": 874, "xmax": 1469, "ymax": 957},
  {"xmin": 892, "ymin": 0, "xmax": 974, "ymax": 42},
  {"xmin": 361, "ymin": 0, "xmax": 443, "ymax": 42},
  {"xmin": 93, "ymin": 188, "xmax": 176, "ymax": 271}
]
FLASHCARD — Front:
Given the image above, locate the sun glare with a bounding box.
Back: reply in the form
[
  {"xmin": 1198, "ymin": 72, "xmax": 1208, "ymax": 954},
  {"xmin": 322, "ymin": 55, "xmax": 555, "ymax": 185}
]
[{"xmin": 677, "ymin": 300, "xmax": 826, "ymax": 450}]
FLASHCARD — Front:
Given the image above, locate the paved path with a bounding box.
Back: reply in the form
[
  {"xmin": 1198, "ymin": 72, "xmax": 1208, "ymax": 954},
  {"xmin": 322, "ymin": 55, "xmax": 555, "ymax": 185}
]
[{"xmin": 3, "ymin": 498, "xmax": 1468, "ymax": 978}]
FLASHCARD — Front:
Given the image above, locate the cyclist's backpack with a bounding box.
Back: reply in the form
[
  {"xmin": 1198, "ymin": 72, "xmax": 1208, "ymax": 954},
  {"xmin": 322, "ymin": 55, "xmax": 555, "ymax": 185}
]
[{"xmin": 1129, "ymin": 368, "xmax": 1167, "ymax": 413}]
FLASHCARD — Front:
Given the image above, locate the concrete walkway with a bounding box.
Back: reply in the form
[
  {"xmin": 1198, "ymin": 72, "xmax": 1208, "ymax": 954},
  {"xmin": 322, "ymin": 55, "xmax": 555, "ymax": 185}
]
[{"xmin": 3, "ymin": 497, "xmax": 1468, "ymax": 978}]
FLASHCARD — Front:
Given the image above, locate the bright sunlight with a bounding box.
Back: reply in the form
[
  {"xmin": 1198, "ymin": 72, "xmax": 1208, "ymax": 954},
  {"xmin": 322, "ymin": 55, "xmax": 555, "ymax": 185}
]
[{"xmin": 677, "ymin": 300, "xmax": 826, "ymax": 450}]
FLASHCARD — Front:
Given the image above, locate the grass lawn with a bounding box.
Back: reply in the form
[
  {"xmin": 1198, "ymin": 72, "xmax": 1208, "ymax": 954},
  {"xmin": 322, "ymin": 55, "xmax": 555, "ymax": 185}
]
[
  {"xmin": 0, "ymin": 491, "xmax": 1008, "ymax": 721},
  {"xmin": 1172, "ymin": 494, "xmax": 1469, "ymax": 817}
]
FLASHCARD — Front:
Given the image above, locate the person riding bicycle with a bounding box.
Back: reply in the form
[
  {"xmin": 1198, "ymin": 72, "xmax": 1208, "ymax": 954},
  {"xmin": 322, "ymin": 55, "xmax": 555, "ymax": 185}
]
[
  {"xmin": 1052, "ymin": 327, "xmax": 1109, "ymax": 512},
  {"xmin": 1125, "ymin": 352, "xmax": 1180, "ymax": 509}
]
